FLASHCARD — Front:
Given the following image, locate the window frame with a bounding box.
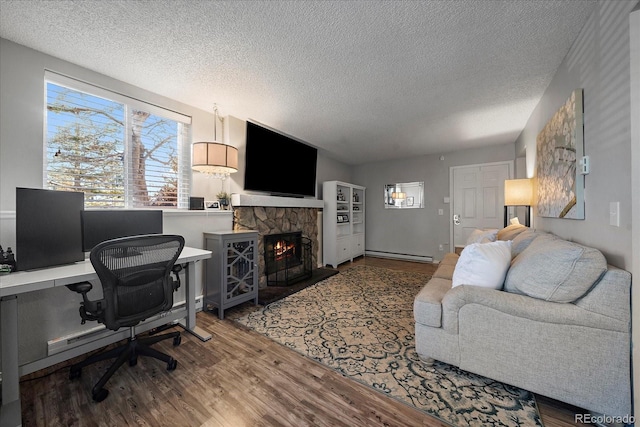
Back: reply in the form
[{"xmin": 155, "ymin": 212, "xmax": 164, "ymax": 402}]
[{"xmin": 43, "ymin": 70, "xmax": 192, "ymax": 209}]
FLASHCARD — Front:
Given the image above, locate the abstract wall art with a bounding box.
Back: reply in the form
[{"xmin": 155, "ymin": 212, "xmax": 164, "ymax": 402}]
[{"xmin": 536, "ymin": 89, "xmax": 585, "ymax": 219}]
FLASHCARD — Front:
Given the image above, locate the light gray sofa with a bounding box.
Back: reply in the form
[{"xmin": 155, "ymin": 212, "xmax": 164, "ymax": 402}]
[{"xmin": 414, "ymin": 224, "xmax": 632, "ymax": 417}]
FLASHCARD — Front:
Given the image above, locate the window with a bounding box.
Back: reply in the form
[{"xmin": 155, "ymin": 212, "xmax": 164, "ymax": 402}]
[{"xmin": 44, "ymin": 72, "xmax": 191, "ymax": 208}]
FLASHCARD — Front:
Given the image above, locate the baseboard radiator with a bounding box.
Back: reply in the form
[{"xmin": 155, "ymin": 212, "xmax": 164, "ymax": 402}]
[
  {"xmin": 365, "ymin": 250, "xmax": 433, "ymax": 263},
  {"xmin": 46, "ymin": 296, "xmax": 203, "ymax": 356}
]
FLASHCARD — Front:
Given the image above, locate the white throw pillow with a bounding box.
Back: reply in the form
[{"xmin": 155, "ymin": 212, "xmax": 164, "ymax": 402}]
[
  {"xmin": 466, "ymin": 228, "xmax": 499, "ymax": 245},
  {"xmin": 452, "ymin": 240, "xmax": 512, "ymax": 289}
]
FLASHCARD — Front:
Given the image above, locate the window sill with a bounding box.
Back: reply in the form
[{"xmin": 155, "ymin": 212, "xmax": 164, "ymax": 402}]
[{"xmin": 162, "ymin": 209, "xmax": 233, "ymax": 217}]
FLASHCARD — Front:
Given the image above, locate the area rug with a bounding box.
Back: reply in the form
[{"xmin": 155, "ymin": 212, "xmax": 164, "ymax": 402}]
[
  {"xmin": 231, "ymin": 265, "xmax": 542, "ymax": 427},
  {"xmin": 258, "ymin": 267, "xmax": 339, "ymax": 305}
]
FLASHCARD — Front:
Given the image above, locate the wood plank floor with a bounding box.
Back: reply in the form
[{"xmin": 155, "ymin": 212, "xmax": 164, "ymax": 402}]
[{"xmin": 18, "ymin": 256, "xmax": 581, "ymax": 426}]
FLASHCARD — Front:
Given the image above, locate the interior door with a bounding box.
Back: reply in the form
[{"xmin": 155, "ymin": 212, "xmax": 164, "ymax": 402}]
[{"xmin": 451, "ymin": 162, "xmax": 511, "ymax": 250}]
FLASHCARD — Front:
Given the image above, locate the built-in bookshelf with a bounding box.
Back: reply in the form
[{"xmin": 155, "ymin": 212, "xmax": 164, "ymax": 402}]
[{"xmin": 322, "ymin": 181, "xmax": 365, "ymax": 268}]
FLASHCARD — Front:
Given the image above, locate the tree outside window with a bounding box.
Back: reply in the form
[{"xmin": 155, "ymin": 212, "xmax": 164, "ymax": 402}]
[{"xmin": 45, "ymin": 80, "xmax": 190, "ymax": 208}]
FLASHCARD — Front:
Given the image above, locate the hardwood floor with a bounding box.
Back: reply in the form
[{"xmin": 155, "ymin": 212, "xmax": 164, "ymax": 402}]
[{"xmin": 18, "ymin": 256, "xmax": 581, "ymax": 426}]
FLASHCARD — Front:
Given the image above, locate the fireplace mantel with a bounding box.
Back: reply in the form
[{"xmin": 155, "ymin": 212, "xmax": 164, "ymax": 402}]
[{"xmin": 231, "ymin": 193, "xmax": 324, "ymax": 209}]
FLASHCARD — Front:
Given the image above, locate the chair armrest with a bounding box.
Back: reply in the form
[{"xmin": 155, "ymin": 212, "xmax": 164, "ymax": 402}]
[
  {"xmin": 441, "ymin": 285, "xmax": 628, "ymax": 334},
  {"xmin": 66, "ymin": 281, "xmax": 104, "ymax": 325},
  {"xmin": 66, "ymin": 281, "xmax": 93, "ymax": 294},
  {"xmin": 171, "ymin": 264, "xmax": 183, "ymax": 291}
]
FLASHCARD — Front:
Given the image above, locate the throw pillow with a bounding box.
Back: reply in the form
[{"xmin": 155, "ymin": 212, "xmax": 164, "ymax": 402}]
[
  {"xmin": 466, "ymin": 228, "xmax": 498, "ymax": 245},
  {"xmin": 452, "ymin": 240, "xmax": 512, "ymax": 290},
  {"xmin": 497, "ymin": 223, "xmax": 528, "ymax": 241},
  {"xmin": 510, "ymin": 229, "xmax": 543, "ymax": 258},
  {"xmin": 504, "ymin": 234, "xmax": 607, "ymax": 302}
]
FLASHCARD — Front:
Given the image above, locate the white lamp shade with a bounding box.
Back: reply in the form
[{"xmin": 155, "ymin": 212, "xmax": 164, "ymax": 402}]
[
  {"xmin": 504, "ymin": 178, "xmax": 533, "ymax": 206},
  {"xmin": 391, "ymin": 192, "xmax": 406, "ymax": 199},
  {"xmin": 192, "ymin": 142, "xmax": 238, "ymax": 174}
]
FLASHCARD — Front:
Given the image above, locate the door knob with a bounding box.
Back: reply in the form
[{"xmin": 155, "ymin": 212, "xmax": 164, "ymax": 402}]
[{"xmin": 453, "ymin": 214, "xmax": 461, "ymax": 226}]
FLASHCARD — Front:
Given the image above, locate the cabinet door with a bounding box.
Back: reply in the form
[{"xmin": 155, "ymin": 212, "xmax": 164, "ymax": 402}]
[
  {"xmin": 224, "ymin": 237, "xmax": 257, "ymax": 301},
  {"xmin": 336, "ymin": 237, "xmax": 351, "ymax": 263},
  {"xmin": 351, "ymin": 233, "xmax": 365, "ymax": 257}
]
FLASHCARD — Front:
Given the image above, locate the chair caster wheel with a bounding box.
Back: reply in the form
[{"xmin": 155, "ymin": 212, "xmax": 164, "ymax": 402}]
[
  {"xmin": 167, "ymin": 359, "xmax": 177, "ymax": 371},
  {"xmin": 69, "ymin": 367, "xmax": 82, "ymax": 380},
  {"xmin": 173, "ymin": 335, "xmax": 181, "ymax": 346},
  {"xmin": 92, "ymin": 388, "xmax": 109, "ymax": 402}
]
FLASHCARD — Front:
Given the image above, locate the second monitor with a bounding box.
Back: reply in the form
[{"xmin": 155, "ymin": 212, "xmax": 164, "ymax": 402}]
[{"xmin": 81, "ymin": 210, "xmax": 163, "ymax": 252}]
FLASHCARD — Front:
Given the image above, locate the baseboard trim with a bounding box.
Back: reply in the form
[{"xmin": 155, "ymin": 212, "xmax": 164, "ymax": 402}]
[{"xmin": 365, "ymin": 250, "xmax": 433, "ymax": 263}]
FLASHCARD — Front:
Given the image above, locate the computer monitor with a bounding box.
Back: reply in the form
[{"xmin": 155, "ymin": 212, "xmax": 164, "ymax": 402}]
[
  {"xmin": 81, "ymin": 210, "xmax": 163, "ymax": 252},
  {"xmin": 16, "ymin": 187, "xmax": 85, "ymax": 271}
]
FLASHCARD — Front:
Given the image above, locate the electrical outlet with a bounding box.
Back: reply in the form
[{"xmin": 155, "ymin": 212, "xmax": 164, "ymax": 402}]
[
  {"xmin": 439, "ymin": 244, "xmax": 444, "ymax": 251},
  {"xmin": 438, "ymin": 208, "xmax": 444, "ymax": 215}
]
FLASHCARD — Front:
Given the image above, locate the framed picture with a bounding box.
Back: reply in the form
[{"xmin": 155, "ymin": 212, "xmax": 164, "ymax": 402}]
[
  {"xmin": 205, "ymin": 200, "xmax": 220, "ymax": 210},
  {"xmin": 406, "ymin": 196, "xmax": 414, "ymax": 206},
  {"xmin": 337, "ymin": 214, "xmax": 349, "ymax": 223},
  {"xmin": 536, "ymin": 89, "xmax": 585, "ymax": 219}
]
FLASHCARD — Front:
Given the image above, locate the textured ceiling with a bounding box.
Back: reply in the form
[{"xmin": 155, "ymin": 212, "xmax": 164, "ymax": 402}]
[{"xmin": 0, "ymin": 0, "xmax": 597, "ymax": 165}]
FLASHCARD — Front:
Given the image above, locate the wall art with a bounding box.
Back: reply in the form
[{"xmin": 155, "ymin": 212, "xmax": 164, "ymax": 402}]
[{"xmin": 536, "ymin": 89, "xmax": 585, "ymax": 219}]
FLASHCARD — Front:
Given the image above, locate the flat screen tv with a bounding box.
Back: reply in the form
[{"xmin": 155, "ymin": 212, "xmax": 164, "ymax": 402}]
[
  {"xmin": 244, "ymin": 121, "xmax": 318, "ymax": 197},
  {"xmin": 16, "ymin": 187, "xmax": 85, "ymax": 270},
  {"xmin": 81, "ymin": 210, "xmax": 163, "ymax": 252}
]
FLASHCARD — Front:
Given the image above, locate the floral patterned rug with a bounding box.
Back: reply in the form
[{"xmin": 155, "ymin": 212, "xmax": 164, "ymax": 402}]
[{"xmin": 231, "ymin": 266, "xmax": 542, "ymax": 426}]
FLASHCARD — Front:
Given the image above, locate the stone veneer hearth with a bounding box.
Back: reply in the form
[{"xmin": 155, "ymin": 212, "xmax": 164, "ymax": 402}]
[{"xmin": 233, "ymin": 205, "xmax": 320, "ymax": 288}]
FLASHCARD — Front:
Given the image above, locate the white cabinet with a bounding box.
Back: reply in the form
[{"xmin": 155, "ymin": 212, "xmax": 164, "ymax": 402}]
[{"xmin": 323, "ymin": 181, "xmax": 366, "ymax": 268}]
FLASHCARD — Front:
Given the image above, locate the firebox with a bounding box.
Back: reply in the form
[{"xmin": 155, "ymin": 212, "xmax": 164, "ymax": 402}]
[{"xmin": 264, "ymin": 231, "xmax": 312, "ymax": 286}]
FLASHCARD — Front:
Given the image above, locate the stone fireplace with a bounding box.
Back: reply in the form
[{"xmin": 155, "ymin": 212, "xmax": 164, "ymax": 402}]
[
  {"xmin": 263, "ymin": 231, "xmax": 312, "ymax": 286},
  {"xmin": 232, "ymin": 194, "xmax": 323, "ymax": 288}
]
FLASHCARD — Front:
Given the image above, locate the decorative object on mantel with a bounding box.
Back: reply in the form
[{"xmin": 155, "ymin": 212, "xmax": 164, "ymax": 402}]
[
  {"xmin": 192, "ymin": 105, "xmax": 238, "ymax": 179},
  {"xmin": 504, "ymin": 178, "xmax": 533, "ymax": 227},
  {"xmin": 205, "ymin": 200, "xmax": 220, "ymax": 210},
  {"xmin": 536, "ymin": 89, "xmax": 585, "ymax": 219},
  {"xmin": 216, "ymin": 192, "xmax": 231, "ymax": 210}
]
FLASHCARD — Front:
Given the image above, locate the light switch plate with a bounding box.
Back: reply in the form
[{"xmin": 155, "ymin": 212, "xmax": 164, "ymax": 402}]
[{"xmin": 609, "ymin": 202, "xmax": 620, "ymax": 227}]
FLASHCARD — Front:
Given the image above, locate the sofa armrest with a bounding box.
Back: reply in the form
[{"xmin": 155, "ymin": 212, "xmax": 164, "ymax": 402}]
[{"xmin": 441, "ymin": 285, "xmax": 629, "ymax": 334}]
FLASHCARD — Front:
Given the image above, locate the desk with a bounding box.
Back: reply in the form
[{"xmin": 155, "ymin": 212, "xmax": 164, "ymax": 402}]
[{"xmin": 0, "ymin": 246, "xmax": 212, "ymax": 427}]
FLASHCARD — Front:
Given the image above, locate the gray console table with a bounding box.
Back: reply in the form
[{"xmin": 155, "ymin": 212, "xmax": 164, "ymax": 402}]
[{"xmin": 203, "ymin": 230, "xmax": 259, "ymax": 319}]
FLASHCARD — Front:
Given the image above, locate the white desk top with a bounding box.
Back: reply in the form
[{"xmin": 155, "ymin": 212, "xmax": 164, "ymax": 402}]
[{"xmin": 0, "ymin": 246, "xmax": 211, "ymax": 298}]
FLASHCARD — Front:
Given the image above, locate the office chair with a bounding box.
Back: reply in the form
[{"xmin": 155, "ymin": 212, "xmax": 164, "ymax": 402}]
[{"xmin": 66, "ymin": 234, "xmax": 185, "ymax": 402}]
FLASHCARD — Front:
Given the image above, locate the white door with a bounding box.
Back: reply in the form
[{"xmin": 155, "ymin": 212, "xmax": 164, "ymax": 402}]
[{"xmin": 450, "ymin": 162, "xmax": 512, "ymax": 251}]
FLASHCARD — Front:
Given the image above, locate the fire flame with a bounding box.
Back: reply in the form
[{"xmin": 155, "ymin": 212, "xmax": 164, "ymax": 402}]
[{"xmin": 274, "ymin": 240, "xmax": 296, "ymax": 260}]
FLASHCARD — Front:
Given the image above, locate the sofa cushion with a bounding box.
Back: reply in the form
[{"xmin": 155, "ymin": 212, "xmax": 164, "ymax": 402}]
[
  {"xmin": 510, "ymin": 229, "xmax": 542, "ymax": 258},
  {"xmin": 414, "ymin": 277, "xmax": 452, "ymax": 327},
  {"xmin": 466, "ymin": 228, "xmax": 498, "ymax": 245},
  {"xmin": 440, "ymin": 252, "xmax": 459, "ymax": 266},
  {"xmin": 504, "ymin": 234, "xmax": 607, "ymax": 303},
  {"xmin": 433, "ymin": 253, "xmax": 459, "ymax": 279},
  {"xmin": 433, "ymin": 264, "xmax": 456, "ymax": 280},
  {"xmin": 497, "ymin": 223, "xmax": 528, "ymax": 241},
  {"xmin": 451, "ymin": 240, "xmax": 512, "ymax": 290}
]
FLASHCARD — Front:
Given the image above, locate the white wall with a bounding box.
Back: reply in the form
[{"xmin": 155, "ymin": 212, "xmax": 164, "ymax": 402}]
[
  {"xmin": 514, "ymin": 0, "xmax": 637, "ymax": 269},
  {"xmin": 514, "ymin": 1, "xmax": 638, "ymax": 416},
  {"xmin": 353, "ymin": 143, "xmax": 515, "ymax": 261},
  {"xmin": 628, "ymin": 4, "xmax": 639, "ymax": 419},
  {"xmin": 0, "ymin": 39, "xmax": 218, "ymax": 213}
]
